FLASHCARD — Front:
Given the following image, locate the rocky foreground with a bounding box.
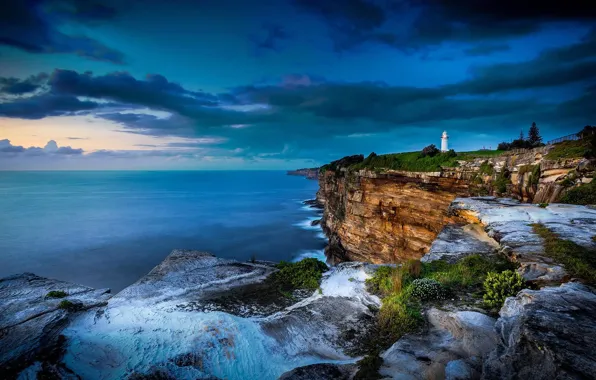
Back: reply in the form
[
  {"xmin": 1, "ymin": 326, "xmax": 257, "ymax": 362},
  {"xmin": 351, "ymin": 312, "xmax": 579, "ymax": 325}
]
[{"xmin": 1, "ymin": 198, "xmax": 596, "ymax": 379}]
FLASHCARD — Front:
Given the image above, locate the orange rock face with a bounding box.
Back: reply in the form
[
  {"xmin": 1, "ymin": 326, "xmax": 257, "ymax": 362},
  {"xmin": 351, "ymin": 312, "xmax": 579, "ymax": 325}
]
[{"xmin": 318, "ymin": 170, "xmax": 472, "ymax": 263}]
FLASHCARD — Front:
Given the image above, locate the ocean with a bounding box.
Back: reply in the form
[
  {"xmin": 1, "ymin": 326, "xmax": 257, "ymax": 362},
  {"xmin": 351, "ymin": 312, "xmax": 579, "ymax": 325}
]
[{"xmin": 0, "ymin": 171, "xmax": 326, "ymax": 292}]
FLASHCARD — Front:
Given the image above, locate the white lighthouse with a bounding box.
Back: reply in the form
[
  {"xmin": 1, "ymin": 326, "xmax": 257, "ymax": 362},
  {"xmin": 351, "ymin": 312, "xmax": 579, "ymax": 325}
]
[{"xmin": 441, "ymin": 130, "xmax": 449, "ymax": 152}]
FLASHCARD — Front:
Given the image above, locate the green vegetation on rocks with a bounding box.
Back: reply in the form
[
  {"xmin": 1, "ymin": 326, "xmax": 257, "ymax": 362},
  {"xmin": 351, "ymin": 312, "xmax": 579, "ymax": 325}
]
[
  {"xmin": 560, "ymin": 181, "xmax": 596, "ymax": 205},
  {"xmin": 482, "ymin": 270, "xmax": 525, "ymax": 309},
  {"xmin": 46, "ymin": 290, "xmax": 68, "ymax": 298},
  {"xmin": 58, "ymin": 300, "xmax": 82, "ymax": 311},
  {"xmin": 532, "ymin": 224, "xmax": 596, "ymax": 283},
  {"xmin": 364, "ymin": 255, "xmax": 515, "ymax": 350},
  {"xmin": 545, "ymin": 140, "xmax": 589, "ymax": 160},
  {"xmin": 268, "ymin": 258, "xmax": 328, "ymax": 292}
]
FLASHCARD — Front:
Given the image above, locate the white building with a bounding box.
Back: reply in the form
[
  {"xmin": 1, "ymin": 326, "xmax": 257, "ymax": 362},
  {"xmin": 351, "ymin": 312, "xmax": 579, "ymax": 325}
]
[{"xmin": 441, "ymin": 131, "xmax": 449, "ymax": 152}]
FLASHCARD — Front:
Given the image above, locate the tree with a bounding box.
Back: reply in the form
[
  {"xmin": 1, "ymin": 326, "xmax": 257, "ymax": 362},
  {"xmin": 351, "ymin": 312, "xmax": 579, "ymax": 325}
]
[
  {"xmin": 420, "ymin": 144, "xmax": 440, "ymax": 157},
  {"xmin": 528, "ymin": 122, "xmax": 542, "ymax": 147},
  {"xmin": 519, "ymin": 130, "xmax": 524, "ymax": 140}
]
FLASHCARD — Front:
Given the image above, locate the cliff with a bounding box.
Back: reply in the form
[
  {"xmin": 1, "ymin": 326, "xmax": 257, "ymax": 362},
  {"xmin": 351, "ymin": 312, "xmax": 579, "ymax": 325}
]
[
  {"xmin": 286, "ymin": 167, "xmax": 319, "ymax": 180},
  {"xmin": 318, "ymin": 145, "xmax": 594, "ymax": 263}
]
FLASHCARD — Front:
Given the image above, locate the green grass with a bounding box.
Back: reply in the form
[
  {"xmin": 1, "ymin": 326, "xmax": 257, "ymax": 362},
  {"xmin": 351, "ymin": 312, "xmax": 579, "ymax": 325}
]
[
  {"xmin": 560, "ymin": 180, "xmax": 596, "ymax": 205},
  {"xmin": 532, "ymin": 224, "xmax": 596, "ymax": 283},
  {"xmin": 46, "ymin": 290, "xmax": 68, "ymax": 298},
  {"xmin": 364, "ymin": 255, "xmax": 514, "ymax": 349},
  {"xmin": 459, "ymin": 150, "xmax": 505, "ymax": 159},
  {"xmin": 545, "ymin": 140, "xmax": 588, "ymax": 160},
  {"xmin": 267, "ymin": 258, "xmax": 328, "ymax": 292},
  {"xmin": 349, "ymin": 151, "xmax": 461, "ymax": 172}
]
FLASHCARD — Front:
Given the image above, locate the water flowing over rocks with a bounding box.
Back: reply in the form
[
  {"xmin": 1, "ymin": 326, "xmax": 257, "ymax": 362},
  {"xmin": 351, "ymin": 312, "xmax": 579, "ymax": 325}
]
[{"xmin": 0, "ymin": 273, "xmax": 111, "ymax": 377}]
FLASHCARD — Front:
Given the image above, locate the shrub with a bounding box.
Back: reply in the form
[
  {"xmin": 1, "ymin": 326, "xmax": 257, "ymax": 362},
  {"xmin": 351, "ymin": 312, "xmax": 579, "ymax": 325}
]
[
  {"xmin": 409, "ymin": 278, "xmax": 446, "ymax": 301},
  {"xmin": 483, "ymin": 270, "xmax": 525, "ymax": 309},
  {"xmin": 538, "ymin": 203, "xmax": 549, "ymax": 208},
  {"xmin": 268, "ymin": 258, "xmax": 328, "ymax": 291},
  {"xmin": 479, "ymin": 161, "xmax": 494, "ymax": 176},
  {"xmin": 58, "ymin": 300, "xmax": 83, "ymax": 312},
  {"xmin": 494, "ymin": 168, "xmax": 511, "ymax": 194},
  {"xmin": 560, "ymin": 180, "xmax": 596, "ymax": 205},
  {"xmin": 421, "ymin": 144, "xmax": 440, "ymax": 158},
  {"xmin": 378, "ymin": 294, "xmax": 422, "ymax": 344},
  {"xmin": 366, "ymin": 266, "xmax": 395, "ymax": 296},
  {"xmin": 46, "ymin": 290, "xmax": 68, "ymax": 298},
  {"xmin": 354, "ymin": 354, "xmax": 383, "ymax": 380}
]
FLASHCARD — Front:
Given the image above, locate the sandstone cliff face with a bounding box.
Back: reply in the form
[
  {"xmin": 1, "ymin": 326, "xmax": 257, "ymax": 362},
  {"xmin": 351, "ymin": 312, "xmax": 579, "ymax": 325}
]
[
  {"xmin": 319, "ymin": 170, "xmax": 471, "ymax": 263},
  {"xmin": 318, "ymin": 146, "xmax": 594, "ymax": 263}
]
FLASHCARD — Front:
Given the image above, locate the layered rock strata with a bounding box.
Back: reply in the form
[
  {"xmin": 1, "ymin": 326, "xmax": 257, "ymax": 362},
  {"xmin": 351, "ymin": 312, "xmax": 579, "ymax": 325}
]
[{"xmin": 318, "ymin": 146, "xmax": 594, "ymax": 264}]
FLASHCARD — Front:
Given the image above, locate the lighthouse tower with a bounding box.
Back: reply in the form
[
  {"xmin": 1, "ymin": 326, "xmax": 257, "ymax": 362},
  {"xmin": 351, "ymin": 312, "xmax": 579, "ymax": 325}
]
[{"xmin": 441, "ymin": 131, "xmax": 449, "ymax": 152}]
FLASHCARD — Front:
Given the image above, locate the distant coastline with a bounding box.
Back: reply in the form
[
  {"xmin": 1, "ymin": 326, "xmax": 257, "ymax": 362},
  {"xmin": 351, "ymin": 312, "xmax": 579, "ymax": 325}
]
[{"xmin": 286, "ymin": 167, "xmax": 319, "ymax": 180}]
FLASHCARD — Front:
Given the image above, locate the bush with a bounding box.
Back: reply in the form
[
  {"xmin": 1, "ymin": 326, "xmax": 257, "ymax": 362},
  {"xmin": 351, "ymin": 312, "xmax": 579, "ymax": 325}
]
[
  {"xmin": 268, "ymin": 258, "xmax": 328, "ymax": 291},
  {"xmin": 366, "ymin": 266, "xmax": 395, "ymax": 296},
  {"xmin": 58, "ymin": 300, "xmax": 83, "ymax": 312},
  {"xmin": 421, "ymin": 144, "xmax": 440, "ymax": 158},
  {"xmin": 378, "ymin": 294, "xmax": 422, "ymax": 345},
  {"xmin": 409, "ymin": 278, "xmax": 446, "ymax": 301},
  {"xmin": 483, "ymin": 270, "xmax": 525, "ymax": 309},
  {"xmin": 354, "ymin": 354, "xmax": 383, "ymax": 380},
  {"xmin": 560, "ymin": 181, "xmax": 596, "ymax": 205},
  {"xmin": 538, "ymin": 203, "xmax": 549, "ymax": 208},
  {"xmin": 46, "ymin": 290, "xmax": 68, "ymax": 298}
]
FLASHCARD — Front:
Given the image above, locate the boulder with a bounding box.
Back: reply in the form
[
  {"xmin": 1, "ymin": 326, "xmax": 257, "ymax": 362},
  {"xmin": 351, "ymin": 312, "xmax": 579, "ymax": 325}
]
[{"xmin": 483, "ymin": 282, "xmax": 596, "ymax": 379}]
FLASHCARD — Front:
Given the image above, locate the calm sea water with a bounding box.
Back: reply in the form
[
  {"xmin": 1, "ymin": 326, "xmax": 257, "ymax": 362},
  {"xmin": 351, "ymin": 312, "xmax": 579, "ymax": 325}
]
[{"xmin": 0, "ymin": 171, "xmax": 325, "ymax": 291}]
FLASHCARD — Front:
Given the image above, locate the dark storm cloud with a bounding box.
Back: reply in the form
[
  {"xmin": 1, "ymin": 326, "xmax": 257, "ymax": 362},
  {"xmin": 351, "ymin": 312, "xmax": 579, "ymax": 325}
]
[
  {"xmin": 0, "ymin": 0, "xmax": 125, "ymax": 63},
  {"xmin": 251, "ymin": 22, "xmax": 290, "ymax": 53},
  {"xmin": 0, "ymin": 93, "xmax": 102, "ymax": 119},
  {"xmin": 463, "ymin": 44, "xmax": 510, "ymax": 57},
  {"xmin": 0, "ymin": 73, "xmax": 49, "ymax": 95},
  {"xmin": 294, "ymin": 0, "xmax": 596, "ymax": 51},
  {"xmin": 451, "ymin": 29, "xmax": 596, "ymax": 94}
]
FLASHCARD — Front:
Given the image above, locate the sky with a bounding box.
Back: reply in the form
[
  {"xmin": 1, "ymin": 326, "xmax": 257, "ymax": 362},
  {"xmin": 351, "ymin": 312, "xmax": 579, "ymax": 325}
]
[{"xmin": 0, "ymin": 0, "xmax": 595, "ymax": 170}]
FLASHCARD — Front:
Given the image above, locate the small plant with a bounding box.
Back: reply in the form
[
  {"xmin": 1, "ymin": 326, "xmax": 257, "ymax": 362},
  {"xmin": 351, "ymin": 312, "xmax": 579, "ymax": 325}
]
[
  {"xmin": 483, "ymin": 270, "xmax": 525, "ymax": 309},
  {"xmin": 354, "ymin": 354, "xmax": 383, "ymax": 380},
  {"xmin": 560, "ymin": 180, "xmax": 596, "ymax": 205},
  {"xmin": 366, "ymin": 266, "xmax": 395, "ymax": 296},
  {"xmin": 268, "ymin": 258, "xmax": 328, "ymax": 292},
  {"xmin": 46, "ymin": 290, "xmax": 68, "ymax": 298},
  {"xmin": 348, "ymin": 277, "xmax": 355, "ymax": 282},
  {"xmin": 58, "ymin": 300, "xmax": 83, "ymax": 312},
  {"xmin": 409, "ymin": 278, "xmax": 446, "ymax": 301},
  {"xmin": 378, "ymin": 294, "xmax": 422, "ymax": 344},
  {"xmin": 318, "ymin": 287, "xmax": 323, "ymax": 295},
  {"xmin": 538, "ymin": 203, "xmax": 549, "ymax": 208}
]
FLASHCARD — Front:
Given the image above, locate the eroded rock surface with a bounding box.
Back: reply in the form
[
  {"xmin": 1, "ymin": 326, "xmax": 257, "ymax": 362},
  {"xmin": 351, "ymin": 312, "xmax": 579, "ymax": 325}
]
[
  {"xmin": 483, "ymin": 282, "xmax": 596, "ymax": 380},
  {"xmin": 56, "ymin": 251, "xmax": 379, "ymax": 380},
  {"xmin": 0, "ymin": 273, "xmax": 111, "ymax": 376},
  {"xmin": 380, "ymin": 308, "xmax": 497, "ymax": 380},
  {"xmin": 423, "ymin": 224, "xmax": 499, "ymax": 263},
  {"xmin": 450, "ymin": 197, "xmax": 596, "ymax": 283}
]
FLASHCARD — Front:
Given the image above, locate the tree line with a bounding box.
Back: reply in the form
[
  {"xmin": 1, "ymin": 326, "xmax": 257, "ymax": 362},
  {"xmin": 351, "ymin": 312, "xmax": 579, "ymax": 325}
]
[{"xmin": 497, "ymin": 122, "xmax": 543, "ymax": 151}]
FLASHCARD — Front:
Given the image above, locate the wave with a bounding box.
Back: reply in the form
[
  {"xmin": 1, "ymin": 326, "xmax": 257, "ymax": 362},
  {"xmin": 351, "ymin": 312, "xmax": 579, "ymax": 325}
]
[
  {"xmin": 291, "ymin": 249, "xmax": 327, "ymax": 263},
  {"xmin": 292, "ymin": 216, "xmax": 322, "ymax": 231}
]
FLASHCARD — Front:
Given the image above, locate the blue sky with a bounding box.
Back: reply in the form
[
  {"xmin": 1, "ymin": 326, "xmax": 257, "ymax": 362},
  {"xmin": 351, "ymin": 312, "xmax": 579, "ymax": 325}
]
[{"xmin": 1, "ymin": 0, "xmax": 595, "ymax": 169}]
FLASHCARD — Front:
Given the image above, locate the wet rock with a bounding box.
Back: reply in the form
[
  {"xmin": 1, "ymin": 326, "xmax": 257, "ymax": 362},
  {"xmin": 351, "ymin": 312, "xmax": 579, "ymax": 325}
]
[
  {"xmin": 310, "ymin": 219, "xmax": 322, "ymax": 227},
  {"xmin": 59, "ymin": 252, "xmax": 378, "ymax": 380},
  {"xmin": 0, "ymin": 273, "xmax": 110, "ymax": 376},
  {"xmin": 380, "ymin": 308, "xmax": 497, "ymax": 380},
  {"xmin": 278, "ymin": 363, "xmax": 357, "ymax": 380},
  {"xmin": 483, "ymin": 282, "xmax": 596, "ymax": 380}
]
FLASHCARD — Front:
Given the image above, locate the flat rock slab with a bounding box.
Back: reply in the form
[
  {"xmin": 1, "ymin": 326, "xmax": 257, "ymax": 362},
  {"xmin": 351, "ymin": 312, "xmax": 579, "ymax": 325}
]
[
  {"xmin": 60, "ymin": 251, "xmax": 380, "ymax": 380},
  {"xmin": 449, "ymin": 197, "xmax": 596, "ymax": 283},
  {"xmin": 423, "ymin": 224, "xmax": 498, "ymax": 263},
  {"xmin": 0, "ymin": 273, "xmax": 111, "ymax": 373},
  {"xmin": 483, "ymin": 282, "xmax": 596, "ymax": 379}
]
